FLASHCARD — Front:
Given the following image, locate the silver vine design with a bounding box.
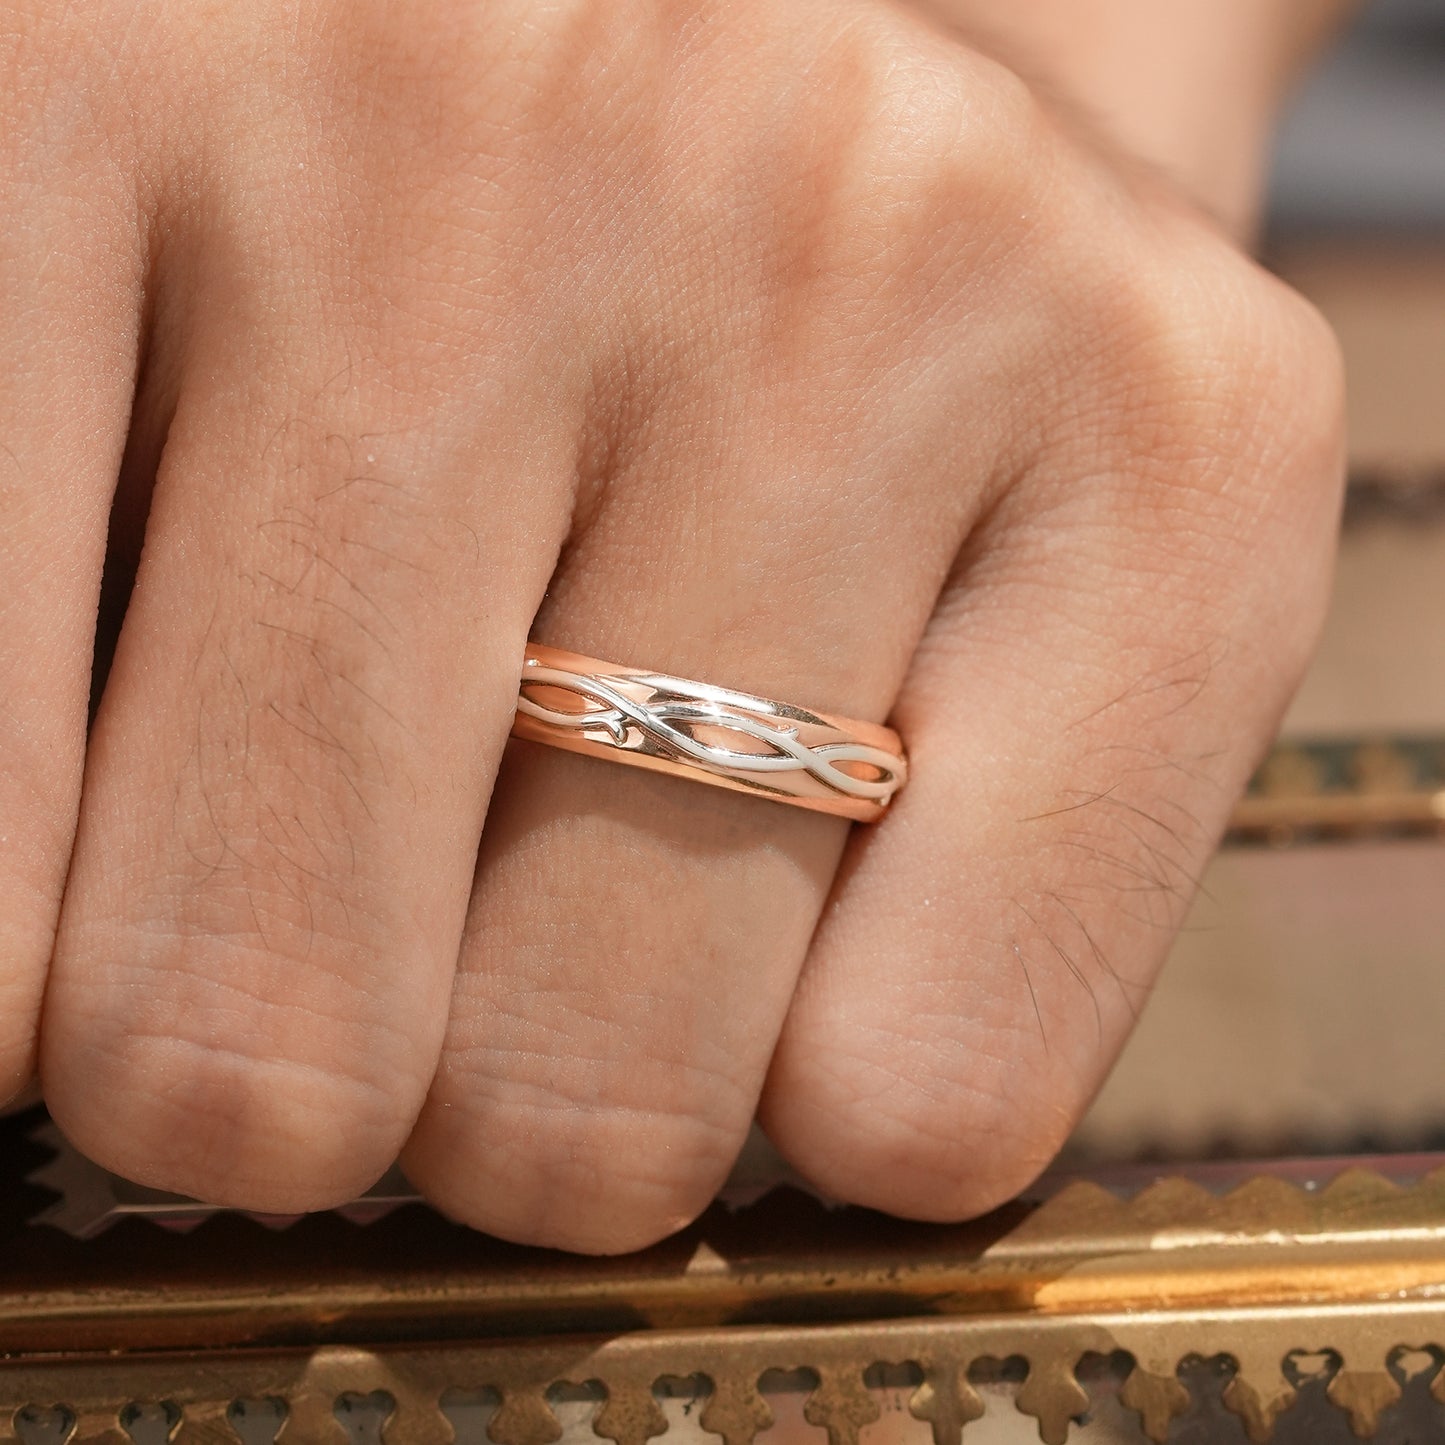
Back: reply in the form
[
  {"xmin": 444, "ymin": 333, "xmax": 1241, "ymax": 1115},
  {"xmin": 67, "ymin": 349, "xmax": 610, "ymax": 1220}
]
[{"xmin": 517, "ymin": 665, "xmax": 904, "ymax": 802}]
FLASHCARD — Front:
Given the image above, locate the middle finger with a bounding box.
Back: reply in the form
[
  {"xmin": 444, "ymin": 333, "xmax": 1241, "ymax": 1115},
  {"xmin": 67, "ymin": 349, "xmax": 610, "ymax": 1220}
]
[{"xmin": 41, "ymin": 150, "xmax": 584, "ymax": 1211}]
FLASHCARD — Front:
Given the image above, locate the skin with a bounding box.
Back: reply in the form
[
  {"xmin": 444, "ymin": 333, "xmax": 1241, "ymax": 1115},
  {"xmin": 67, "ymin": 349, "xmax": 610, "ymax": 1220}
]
[
  {"xmin": 917, "ymin": 0, "xmax": 1360, "ymax": 235},
  {"xmin": 0, "ymin": 0, "xmax": 1347, "ymax": 1252}
]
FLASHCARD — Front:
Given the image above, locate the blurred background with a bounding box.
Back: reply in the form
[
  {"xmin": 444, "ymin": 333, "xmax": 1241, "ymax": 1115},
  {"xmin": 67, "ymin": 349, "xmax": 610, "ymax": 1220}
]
[
  {"xmin": 1064, "ymin": 0, "xmax": 1445, "ymax": 1168},
  {"xmin": 1270, "ymin": 0, "xmax": 1445, "ymax": 234}
]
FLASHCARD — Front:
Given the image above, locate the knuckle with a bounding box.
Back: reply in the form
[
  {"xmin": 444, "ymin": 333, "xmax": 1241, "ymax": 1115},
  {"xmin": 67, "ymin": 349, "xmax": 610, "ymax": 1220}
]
[
  {"xmin": 861, "ymin": 1089, "xmax": 1069, "ymax": 1222},
  {"xmin": 935, "ymin": 1097, "xmax": 1074, "ymax": 1218},
  {"xmin": 413, "ymin": 1087, "xmax": 741, "ymax": 1253},
  {"xmin": 768, "ymin": 1021, "xmax": 1082, "ymax": 1222},
  {"xmin": 1145, "ymin": 248, "xmax": 1333, "ymax": 453},
  {"xmin": 43, "ymin": 939, "xmax": 421, "ymax": 1211},
  {"xmin": 820, "ymin": 18, "xmax": 1042, "ymax": 268},
  {"xmin": 580, "ymin": 3, "xmax": 1046, "ymax": 336},
  {"xmin": 1257, "ymin": 283, "xmax": 1349, "ymax": 471},
  {"xmin": 1052, "ymin": 229, "xmax": 1345, "ymax": 535}
]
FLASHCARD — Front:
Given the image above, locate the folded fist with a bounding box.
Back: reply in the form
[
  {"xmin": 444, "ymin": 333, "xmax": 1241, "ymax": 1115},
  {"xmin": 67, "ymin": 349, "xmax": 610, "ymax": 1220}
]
[{"xmin": 0, "ymin": 0, "xmax": 1342, "ymax": 1249}]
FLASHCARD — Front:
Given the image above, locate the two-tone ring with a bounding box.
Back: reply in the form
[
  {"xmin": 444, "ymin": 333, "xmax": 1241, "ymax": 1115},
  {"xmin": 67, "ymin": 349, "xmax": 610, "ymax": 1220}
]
[{"xmin": 509, "ymin": 643, "xmax": 907, "ymax": 823}]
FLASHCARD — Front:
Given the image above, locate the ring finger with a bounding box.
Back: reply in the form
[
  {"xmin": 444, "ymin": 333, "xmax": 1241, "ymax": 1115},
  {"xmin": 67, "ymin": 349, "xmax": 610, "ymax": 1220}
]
[{"xmin": 401, "ymin": 283, "xmax": 1015, "ymax": 1251}]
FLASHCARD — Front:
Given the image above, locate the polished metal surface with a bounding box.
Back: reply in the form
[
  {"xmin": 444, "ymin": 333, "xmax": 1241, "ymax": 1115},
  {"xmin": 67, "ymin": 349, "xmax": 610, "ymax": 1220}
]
[{"xmin": 512, "ymin": 644, "xmax": 907, "ymax": 821}]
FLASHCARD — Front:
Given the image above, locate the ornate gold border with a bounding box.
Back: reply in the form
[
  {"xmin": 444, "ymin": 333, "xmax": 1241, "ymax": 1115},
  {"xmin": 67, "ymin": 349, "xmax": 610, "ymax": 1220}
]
[{"xmin": 8, "ymin": 1160, "xmax": 1445, "ymax": 1441}]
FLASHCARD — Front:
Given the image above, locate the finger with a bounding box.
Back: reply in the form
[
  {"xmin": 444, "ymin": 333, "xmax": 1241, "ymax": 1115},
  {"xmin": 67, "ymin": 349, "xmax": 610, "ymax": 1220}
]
[
  {"xmin": 760, "ymin": 249, "xmax": 1346, "ymax": 1218},
  {"xmin": 400, "ymin": 25, "xmax": 1038, "ymax": 1250},
  {"xmin": 402, "ymin": 454, "xmax": 952, "ymax": 1252},
  {"xmin": 0, "ymin": 61, "xmax": 144, "ymax": 1098},
  {"xmin": 40, "ymin": 190, "xmax": 581, "ymax": 1211}
]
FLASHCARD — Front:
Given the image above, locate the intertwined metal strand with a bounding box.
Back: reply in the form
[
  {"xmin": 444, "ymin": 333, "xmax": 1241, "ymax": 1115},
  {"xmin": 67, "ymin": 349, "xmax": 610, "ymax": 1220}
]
[{"xmin": 517, "ymin": 665, "xmax": 904, "ymax": 801}]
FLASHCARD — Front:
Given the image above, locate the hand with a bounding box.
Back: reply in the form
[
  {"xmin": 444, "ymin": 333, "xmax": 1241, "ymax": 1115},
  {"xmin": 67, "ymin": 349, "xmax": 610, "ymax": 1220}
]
[{"xmin": 2, "ymin": 0, "xmax": 1342, "ymax": 1250}]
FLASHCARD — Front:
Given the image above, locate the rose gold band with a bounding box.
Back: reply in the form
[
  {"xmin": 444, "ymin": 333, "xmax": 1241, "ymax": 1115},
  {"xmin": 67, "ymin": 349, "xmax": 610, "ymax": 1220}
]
[{"xmin": 510, "ymin": 643, "xmax": 907, "ymax": 822}]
